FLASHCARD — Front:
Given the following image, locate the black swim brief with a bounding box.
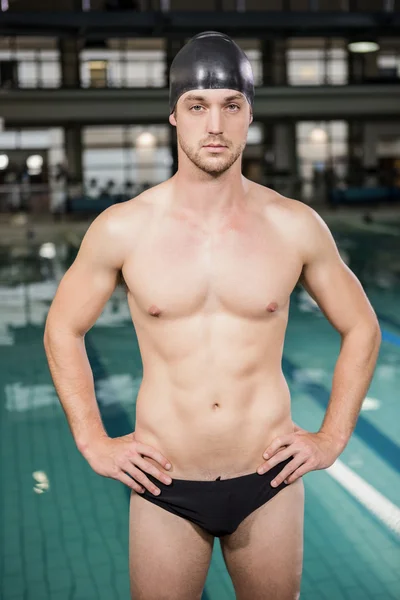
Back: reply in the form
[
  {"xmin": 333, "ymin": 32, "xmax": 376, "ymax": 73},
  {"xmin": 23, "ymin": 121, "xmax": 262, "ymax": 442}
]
[{"xmin": 136, "ymin": 456, "xmax": 293, "ymax": 537}]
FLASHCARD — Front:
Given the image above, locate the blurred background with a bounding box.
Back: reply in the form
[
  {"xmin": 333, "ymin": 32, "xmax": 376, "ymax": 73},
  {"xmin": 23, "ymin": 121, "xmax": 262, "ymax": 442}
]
[{"xmin": 0, "ymin": 2, "xmax": 399, "ymax": 600}]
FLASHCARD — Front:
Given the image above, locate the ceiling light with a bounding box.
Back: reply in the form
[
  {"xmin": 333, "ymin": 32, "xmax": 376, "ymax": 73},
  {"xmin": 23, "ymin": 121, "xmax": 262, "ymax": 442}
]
[
  {"xmin": 309, "ymin": 127, "xmax": 327, "ymax": 143},
  {"xmin": 0, "ymin": 154, "xmax": 9, "ymax": 170},
  {"xmin": 39, "ymin": 243, "xmax": 56, "ymax": 259},
  {"xmin": 136, "ymin": 132, "xmax": 156, "ymax": 148},
  {"xmin": 348, "ymin": 41, "xmax": 380, "ymax": 54},
  {"xmin": 27, "ymin": 155, "xmax": 43, "ymax": 170}
]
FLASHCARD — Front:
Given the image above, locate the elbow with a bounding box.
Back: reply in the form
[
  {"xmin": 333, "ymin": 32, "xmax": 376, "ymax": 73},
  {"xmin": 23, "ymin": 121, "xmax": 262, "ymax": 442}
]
[
  {"xmin": 343, "ymin": 314, "xmax": 381, "ymax": 341},
  {"xmin": 43, "ymin": 318, "xmax": 53, "ymax": 345},
  {"xmin": 43, "ymin": 311, "xmax": 53, "ymax": 345},
  {"xmin": 43, "ymin": 328, "xmax": 53, "ymax": 354},
  {"xmin": 367, "ymin": 316, "xmax": 382, "ymax": 345},
  {"xmin": 350, "ymin": 317, "xmax": 382, "ymax": 351},
  {"xmin": 359, "ymin": 317, "xmax": 381, "ymax": 341},
  {"xmin": 374, "ymin": 321, "xmax": 382, "ymax": 345},
  {"xmin": 369, "ymin": 323, "xmax": 382, "ymax": 362},
  {"xmin": 43, "ymin": 323, "xmax": 84, "ymax": 345}
]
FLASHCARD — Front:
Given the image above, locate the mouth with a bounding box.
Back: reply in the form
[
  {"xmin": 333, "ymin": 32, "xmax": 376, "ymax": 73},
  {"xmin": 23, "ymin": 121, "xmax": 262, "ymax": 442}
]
[{"xmin": 203, "ymin": 144, "xmax": 228, "ymax": 153}]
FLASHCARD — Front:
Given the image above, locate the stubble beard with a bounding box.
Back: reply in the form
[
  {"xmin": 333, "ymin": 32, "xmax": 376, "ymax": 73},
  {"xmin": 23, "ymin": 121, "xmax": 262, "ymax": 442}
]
[{"xmin": 177, "ymin": 132, "xmax": 245, "ymax": 177}]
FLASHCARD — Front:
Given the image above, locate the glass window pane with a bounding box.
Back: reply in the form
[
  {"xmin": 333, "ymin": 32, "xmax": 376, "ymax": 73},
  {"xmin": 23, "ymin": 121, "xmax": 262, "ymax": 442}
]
[
  {"xmin": 288, "ymin": 53, "xmax": 324, "ymax": 86},
  {"xmin": 330, "ymin": 141, "xmax": 347, "ymax": 158},
  {"xmin": 128, "ymin": 125, "xmax": 169, "ymax": 146},
  {"xmin": 327, "ymin": 59, "xmax": 347, "ymax": 85},
  {"xmin": 40, "ymin": 61, "xmax": 61, "ymax": 88},
  {"xmin": 83, "ymin": 126, "xmax": 125, "ymax": 147},
  {"xmin": 83, "ymin": 148, "xmax": 126, "ymax": 168},
  {"xmin": 20, "ymin": 130, "xmax": 51, "ymax": 148},
  {"xmin": 247, "ymin": 123, "xmax": 263, "ymax": 145},
  {"xmin": 0, "ymin": 131, "xmax": 18, "ymax": 149},
  {"xmin": 288, "ymin": 45, "xmax": 346, "ymax": 86},
  {"xmin": 18, "ymin": 61, "xmax": 39, "ymax": 87},
  {"xmin": 108, "ymin": 61, "xmax": 123, "ymax": 87},
  {"xmin": 328, "ymin": 121, "xmax": 348, "ymax": 139},
  {"xmin": 15, "ymin": 50, "xmax": 36, "ymax": 61},
  {"xmin": 297, "ymin": 122, "xmax": 319, "ymax": 139},
  {"xmin": 378, "ymin": 54, "xmax": 397, "ymax": 68},
  {"xmin": 125, "ymin": 50, "xmax": 165, "ymax": 87}
]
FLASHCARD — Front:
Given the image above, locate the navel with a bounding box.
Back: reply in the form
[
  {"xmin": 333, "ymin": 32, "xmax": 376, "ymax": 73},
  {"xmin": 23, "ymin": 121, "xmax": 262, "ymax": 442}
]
[{"xmin": 266, "ymin": 302, "xmax": 278, "ymax": 313}]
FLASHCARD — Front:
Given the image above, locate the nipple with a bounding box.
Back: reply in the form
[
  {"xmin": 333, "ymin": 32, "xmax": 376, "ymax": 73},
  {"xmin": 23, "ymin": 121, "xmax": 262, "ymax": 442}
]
[
  {"xmin": 148, "ymin": 304, "xmax": 162, "ymax": 317},
  {"xmin": 266, "ymin": 302, "xmax": 278, "ymax": 313}
]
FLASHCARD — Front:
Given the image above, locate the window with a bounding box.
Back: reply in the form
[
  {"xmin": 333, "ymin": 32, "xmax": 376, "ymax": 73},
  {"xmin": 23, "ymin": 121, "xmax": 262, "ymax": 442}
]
[
  {"xmin": 0, "ymin": 38, "xmax": 60, "ymax": 88},
  {"xmin": 83, "ymin": 125, "xmax": 172, "ymax": 190},
  {"xmin": 287, "ymin": 39, "xmax": 347, "ymax": 86},
  {"xmin": 297, "ymin": 121, "xmax": 348, "ymax": 202}
]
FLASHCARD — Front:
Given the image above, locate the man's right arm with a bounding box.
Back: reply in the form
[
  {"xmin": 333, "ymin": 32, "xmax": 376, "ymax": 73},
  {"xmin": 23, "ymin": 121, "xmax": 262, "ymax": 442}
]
[{"xmin": 43, "ymin": 204, "xmax": 126, "ymax": 456}]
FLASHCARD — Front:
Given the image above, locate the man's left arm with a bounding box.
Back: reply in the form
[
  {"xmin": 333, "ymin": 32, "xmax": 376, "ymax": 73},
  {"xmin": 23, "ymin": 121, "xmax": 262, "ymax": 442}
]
[
  {"xmin": 300, "ymin": 207, "xmax": 381, "ymax": 453},
  {"xmin": 258, "ymin": 204, "xmax": 381, "ymax": 485}
]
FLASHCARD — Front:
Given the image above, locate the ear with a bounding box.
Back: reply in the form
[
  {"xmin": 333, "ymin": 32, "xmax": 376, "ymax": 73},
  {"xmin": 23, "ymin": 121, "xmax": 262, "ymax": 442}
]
[
  {"xmin": 249, "ymin": 111, "xmax": 253, "ymax": 125},
  {"xmin": 169, "ymin": 112, "xmax": 177, "ymax": 127}
]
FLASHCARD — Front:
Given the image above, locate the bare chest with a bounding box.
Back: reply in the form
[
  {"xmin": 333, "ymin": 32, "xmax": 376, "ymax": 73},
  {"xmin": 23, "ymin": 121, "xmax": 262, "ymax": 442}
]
[{"xmin": 123, "ymin": 212, "xmax": 303, "ymax": 320}]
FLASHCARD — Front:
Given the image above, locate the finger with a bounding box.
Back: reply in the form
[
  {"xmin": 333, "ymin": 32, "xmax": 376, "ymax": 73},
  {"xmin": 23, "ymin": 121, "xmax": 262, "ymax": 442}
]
[
  {"xmin": 263, "ymin": 434, "xmax": 295, "ymax": 459},
  {"xmin": 257, "ymin": 448, "xmax": 295, "ymax": 474},
  {"xmin": 133, "ymin": 455, "xmax": 173, "ymax": 485},
  {"xmin": 285, "ymin": 462, "xmax": 311, "ymax": 484},
  {"xmin": 123, "ymin": 464, "xmax": 162, "ymax": 496},
  {"xmin": 117, "ymin": 470, "xmax": 146, "ymax": 494},
  {"xmin": 270, "ymin": 456, "xmax": 306, "ymax": 487},
  {"xmin": 134, "ymin": 442, "xmax": 172, "ymax": 470}
]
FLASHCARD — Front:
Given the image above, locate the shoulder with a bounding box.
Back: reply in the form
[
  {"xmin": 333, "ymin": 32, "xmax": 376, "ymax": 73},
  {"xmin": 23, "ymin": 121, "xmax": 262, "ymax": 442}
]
[
  {"xmin": 250, "ymin": 183, "xmax": 315, "ymax": 225},
  {"xmin": 252, "ymin": 183, "xmax": 336, "ymax": 261},
  {"xmin": 253, "ymin": 182, "xmax": 323, "ymax": 225},
  {"xmin": 77, "ymin": 186, "xmax": 161, "ymax": 269},
  {"xmin": 95, "ymin": 182, "xmax": 167, "ymax": 237}
]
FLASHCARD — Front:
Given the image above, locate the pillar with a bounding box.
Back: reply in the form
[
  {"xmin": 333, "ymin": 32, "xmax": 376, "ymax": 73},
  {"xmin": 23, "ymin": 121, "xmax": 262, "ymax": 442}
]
[
  {"xmin": 261, "ymin": 39, "xmax": 287, "ymax": 87},
  {"xmin": 165, "ymin": 36, "xmax": 185, "ymax": 175},
  {"xmin": 348, "ymin": 120, "xmax": 364, "ymax": 185},
  {"xmin": 59, "ymin": 38, "xmax": 81, "ymax": 88},
  {"xmin": 64, "ymin": 125, "xmax": 83, "ymax": 183},
  {"xmin": 261, "ymin": 122, "xmax": 274, "ymax": 187},
  {"xmin": 347, "ymin": 45, "xmax": 379, "ymax": 84},
  {"xmin": 273, "ymin": 122, "xmax": 298, "ymax": 198}
]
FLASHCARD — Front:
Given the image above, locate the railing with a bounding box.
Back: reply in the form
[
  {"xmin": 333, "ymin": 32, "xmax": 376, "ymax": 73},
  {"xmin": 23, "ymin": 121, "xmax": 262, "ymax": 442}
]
[
  {"xmin": 0, "ymin": 181, "xmax": 157, "ymax": 215},
  {"xmin": 1, "ymin": 178, "xmax": 399, "ymax": 217}
]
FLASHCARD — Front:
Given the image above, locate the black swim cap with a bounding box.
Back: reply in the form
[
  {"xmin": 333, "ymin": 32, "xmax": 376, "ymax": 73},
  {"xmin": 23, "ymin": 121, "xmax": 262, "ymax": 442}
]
[{"xmin": 169, "ymin": 31, "xmax": 254, "ymax": 114}]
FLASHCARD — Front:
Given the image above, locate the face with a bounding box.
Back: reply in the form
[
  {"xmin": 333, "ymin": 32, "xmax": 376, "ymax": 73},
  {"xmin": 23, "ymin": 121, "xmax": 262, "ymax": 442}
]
[{"xmin": 169, "ymin": 88, "xmax": 253, "ymax": 176}]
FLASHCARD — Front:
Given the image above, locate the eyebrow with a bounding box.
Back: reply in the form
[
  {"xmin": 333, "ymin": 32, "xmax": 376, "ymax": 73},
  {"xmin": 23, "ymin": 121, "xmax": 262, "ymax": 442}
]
[{"xmin": 183, "ymin": 93, "xmax": 244, "ymax": 103}]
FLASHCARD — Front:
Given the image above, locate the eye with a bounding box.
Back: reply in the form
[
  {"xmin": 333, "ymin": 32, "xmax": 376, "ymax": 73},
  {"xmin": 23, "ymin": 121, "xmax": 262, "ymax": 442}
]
[
  {"xmin": 227, "ymin": 104, "xmax": 240, "ymax": 111},
  {"xmin": 190, "ymin": 105, "xmax": 204, "ymax": 112}
]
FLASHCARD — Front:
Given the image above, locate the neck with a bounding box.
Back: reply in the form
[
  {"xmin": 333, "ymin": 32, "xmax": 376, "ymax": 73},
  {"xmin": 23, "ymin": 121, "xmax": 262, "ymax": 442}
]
[{"xmin": 170, "ymin": 155, "xmax": 249, "ymax": 221}]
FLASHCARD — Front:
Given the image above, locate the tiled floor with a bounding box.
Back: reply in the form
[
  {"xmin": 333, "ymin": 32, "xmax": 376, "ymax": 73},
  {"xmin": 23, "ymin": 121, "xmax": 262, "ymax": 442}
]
[{"xmin": 0, "ymin": 215, "xmax": 399, "ymax": 599}]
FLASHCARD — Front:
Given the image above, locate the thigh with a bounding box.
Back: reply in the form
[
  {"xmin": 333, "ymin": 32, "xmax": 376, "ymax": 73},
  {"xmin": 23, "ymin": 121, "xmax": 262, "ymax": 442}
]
[
  {"xmin": 129, "ymin": 490, "xmax": 214, "ymax": 600},
  {"xmin": 220, "ymin": 477, "xmax": 305, "ymax": 600}
]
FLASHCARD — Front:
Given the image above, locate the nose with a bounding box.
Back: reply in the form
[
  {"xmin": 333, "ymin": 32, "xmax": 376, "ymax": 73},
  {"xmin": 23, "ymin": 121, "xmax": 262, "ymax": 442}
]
[{"xmin": 207, "ymin": 106, "xmax": 223, "ymax": 136}]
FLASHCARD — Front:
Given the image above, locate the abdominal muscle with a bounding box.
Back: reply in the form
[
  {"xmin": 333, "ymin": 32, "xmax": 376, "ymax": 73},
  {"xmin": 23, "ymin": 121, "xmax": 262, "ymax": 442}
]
[{"xmin": 133, "ymin": 369, "xmax": 294, "ymax": 482}]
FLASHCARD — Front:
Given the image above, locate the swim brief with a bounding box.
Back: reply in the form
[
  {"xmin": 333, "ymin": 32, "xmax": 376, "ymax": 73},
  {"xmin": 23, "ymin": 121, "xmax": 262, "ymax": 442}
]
[{"xmin": 136, "ymin": 456, "xmax": 293, "ymax": 537}]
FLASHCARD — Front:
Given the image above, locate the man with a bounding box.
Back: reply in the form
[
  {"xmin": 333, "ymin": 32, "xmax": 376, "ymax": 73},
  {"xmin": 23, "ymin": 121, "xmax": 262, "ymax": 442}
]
[{"xmin": 44, "ymin": 32, "xmax": 381, "ymax": 600}]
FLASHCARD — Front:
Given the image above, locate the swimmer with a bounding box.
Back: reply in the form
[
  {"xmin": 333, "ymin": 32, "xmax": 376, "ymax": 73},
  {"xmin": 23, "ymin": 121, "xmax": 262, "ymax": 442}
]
[{"xmin": 44, "ymin": 31, "xmax": 381, "ymax": 600}]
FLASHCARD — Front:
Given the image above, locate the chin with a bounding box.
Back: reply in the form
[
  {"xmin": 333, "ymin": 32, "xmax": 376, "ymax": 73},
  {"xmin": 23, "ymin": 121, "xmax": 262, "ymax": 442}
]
[
  {"xmin": 200, "ymin": 162, "xmax": 231, "ymax": 175},
  {"xmin": 203, "ymin": 154, "xmax": 233, "ymax": 169}
]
